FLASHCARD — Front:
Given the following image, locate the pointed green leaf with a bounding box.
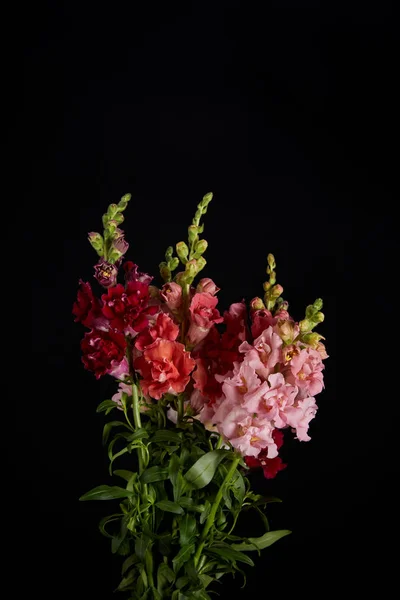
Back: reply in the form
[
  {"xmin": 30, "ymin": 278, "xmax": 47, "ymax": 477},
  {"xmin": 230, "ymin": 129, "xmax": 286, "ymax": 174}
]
[
  {"xmin": 172, "ymin": 543, "xmax": 195, "ymax": 573},
  {"xmin": 231, "ymin": 529, "xmax": 291, "ymax": 551},
  {"xmin": 184, "ymin": 450, "xmax": 228, "ymax": 489},
  {"xmin": 135, "ymin": 534, "xmax": 152, "ymax": 561},
  {"xmin": 207, "ymin": 545, "xmax": 254, "ymax": 567},
  {"xmin": 151, "ymin": 430, "xmax": 182, "ymax": 444},
  {"xmin": 179, "ymin": 514, "xmax": 197, "ymax": 546},
  {"xmin": 79, "ymin": 485, "xmax": 133, "ymax": 501},
  {"xmin": 141, "ymin": 466, "xmax": 169, "ymax": 484},
  {"xmin": 122, "ymin": 554, "xmax": 139, "ymax": 575},
  {"xmin": 103, "ymin": 421, "xmax": 132, "ymax": 445},
  {"xmin": 97, "ymin": 399, "xmax": 118, "ymax": 414},
  {"xmin": 114, "ymin": 469, "xmax": 135, "ymax": 482},
  {"xmin": 156, "ymin": 501, "xmax": 184, "ymax": 515}
]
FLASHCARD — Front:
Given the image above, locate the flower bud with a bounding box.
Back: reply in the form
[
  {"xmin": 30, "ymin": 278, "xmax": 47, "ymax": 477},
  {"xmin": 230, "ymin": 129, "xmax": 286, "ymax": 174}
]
[
  {"xmin": 196, "ymin": 278, "xmax": 220, "ymax": 295},
  {"xmin": 185, "ymin": 259, "xmax": 198, "ymax": 280},
  {"xmin": 194, "ymin": 239, "xmax": 208, "ymax": 255},
  {"xmin": 250, "ymin": 297, "xmax": 265, "ymax": 312},
  {"xmin": 301, "ymin": 332, "xmax": 324, "ymax": 348},
  {"xmin": 169, "ymin": 257, "xmax": 180, "ymax": 271},
  {"xmin": 188, "ymin": 225, "xmax": 198, "ymax": 245},
  {"xmin": 176, "ymin": 241, "xmax": 189, "ymax": 263},
  {"xmin": 165, "ymin": 246, "xmax": 174, "ymax": 261},
  {"xmin": 196, "ymin": 256, "xmax": 206, "ymax": 273},
  {"xmin": 107, "ymin": 203, "xmax": 118, "ymax": 218},
  {"xmin": 118, "ymin": 193, "xmax": 131, "ymax": 211},
  {"xmin": 159, "ymin": 261, "xmax": 171, "ymax": 282},
  {"xmin": 88, "ymin": 232, "xmax": 104, "ymax": 256}
]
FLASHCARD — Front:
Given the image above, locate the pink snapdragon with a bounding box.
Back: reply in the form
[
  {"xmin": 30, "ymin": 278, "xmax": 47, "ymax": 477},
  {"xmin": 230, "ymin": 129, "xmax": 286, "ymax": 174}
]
[
  {"xmin": 239, "ymin": 327, "xmax": 282, "ymax": 380},
  {"xmin": 286, "ymin": 347, "xmax": 324, "ymax": 398},
  {"xmin": 187, "ymin": 292, "xmax": 223, "ymax": 346}
]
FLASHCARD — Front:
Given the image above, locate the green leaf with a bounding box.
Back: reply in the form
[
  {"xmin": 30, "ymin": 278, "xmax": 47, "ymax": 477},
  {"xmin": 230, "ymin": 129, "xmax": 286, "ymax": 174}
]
[
  {"xmin": 103, "ymin": 420, "xmax": 132, "ymax": 444},
  {"xmin": 141, "ymin": 466, "xmax": 169, "ymax": 484},
  {"xmin": 114, "ymin": 469, "xmax": 135, "ymax": 482},
  {"xmin": 179, "ymin": 514, "xmax": 197, "ymax": 546},
  {"xmin": 156, "ymin": 501, "xmax": 184, "ymax": 515},
  {"xmin": 79, "ymin": 485, "xmax": 133, "ymax": 501},
  {"xmin": 97, "ymin": 399, "xmax": 118, "ymax": 414},
  {"xmin": 128, "ymin": 428, "xmax": 149, "ymax": 442},
  {"xmin": 98, "ymin": 513, "xmax": 122, "ymax": 538},
  {"xmin": 207, "ymin": 545, "xmax": 254, "ymax": 567},
  {"xmin": 122, "ymin": 554, "xmax": 139, "ymax": 575},
  {"xmin": 172, "ymin": 543, "xmax": 195, "ymax": 573},
  {"xmin": 184, "ymin": 450, "xmax": 228, "ymax": 489},
  {"xmin": 199, "ymin": 574, "xmax": 213, "ymax": 589},
  {"xmin": 231, "ymin": 470, "xmax": 246, "ymax": 505},
  {"xmin": 135, "ymin": 535, "xmax": 152, "ymax": 561},
  {"xmin": 112, "ymin": 518, "xmax": 128, "ymax": 554},
  {"xmin": 157, "ymin": 562, "xmax": 175, "ymax": 594},
  {"xmin": 199, "ymin": 501, "xmax": 211, "ymax": 525},
  {"xmin": 151, "ymin": 430, "xmax": 182, "ymax": 444},
  {"xmin": 231, "ymin": 529, "xmax": 292, "ymax": 552},
  {"xmin": 116, "ymin": 570, "xmax": 136, "ymax": 591}
]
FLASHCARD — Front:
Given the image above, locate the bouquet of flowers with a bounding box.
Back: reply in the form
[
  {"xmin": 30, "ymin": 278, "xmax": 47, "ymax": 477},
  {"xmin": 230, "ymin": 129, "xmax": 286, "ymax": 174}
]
[{"xmin": 74, "ymin": 192, "xmax": 327, "ymax": 599}]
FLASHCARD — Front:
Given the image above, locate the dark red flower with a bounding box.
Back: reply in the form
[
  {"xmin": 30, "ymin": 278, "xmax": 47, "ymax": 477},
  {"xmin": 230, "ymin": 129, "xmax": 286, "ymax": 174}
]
[
  {"xmin": 81, "ymin": 329, "xmax": 127, "ymax": 379},
  {"xmin": 245, "ymin": 429, "xmax": 287, "ymax": 479},
  {"xmin": 72, "ymin": 280, "xmax": 103, "ymax": 328},
  {"xmin": 123, "ymin": 261, "xmax": 153, "ymax": 285},
  {"xmin": 101, "ymin": 281, "xmax": 157, "ymax": 332}
]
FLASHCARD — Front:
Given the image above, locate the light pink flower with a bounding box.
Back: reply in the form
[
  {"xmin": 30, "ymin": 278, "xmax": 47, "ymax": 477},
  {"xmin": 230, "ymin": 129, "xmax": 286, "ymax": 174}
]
[
  {"xmin": 109, "ymin": 356, "xmax": 130, "ymax": 380},
  {"xmin": 196, "ymin": 278, "xmax": 220, "ymax": 296},
  {"xmin": 187, "ymin": 292, "xmax": 223, "ymax": 346},
  {"xmin": 286, "ymin": 347, "xmax": 324, "ymax": 398},
  {"xmin": 246, "ymin": 372, "xmax": 298, "ymax": 428},
  {"xmin": 217, "ymin": 410, "xmax": 277, "ymax": 458},
  {"xmin": 239, "ymin": 327, "xmax": 282, "ymax": 380},
  {"xmin": 160, "ymin": 282, "xmax": 183, "ymax": 310},
  {"xmin": 284, "ymin": 396, "xmax": 318, "ymax": 441},
  {"xmin": 112, "ymin": 382, "xmax": 132, "ymax": 409}
]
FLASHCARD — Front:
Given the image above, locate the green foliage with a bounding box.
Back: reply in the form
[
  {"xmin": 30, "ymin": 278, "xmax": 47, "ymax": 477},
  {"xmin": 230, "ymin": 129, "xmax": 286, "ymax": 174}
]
[{"xmin": 81, "ymin": 396, "xmax": 290, "ymax": 599}]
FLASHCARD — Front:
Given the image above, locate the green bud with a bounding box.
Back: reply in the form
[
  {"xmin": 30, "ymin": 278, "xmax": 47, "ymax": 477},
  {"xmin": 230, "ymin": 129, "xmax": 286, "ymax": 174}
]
[
  {"xmin": 250, "ymin": 297, "xmax": 265, "ymax": 312},
  {"xmin": 176, "ymin": 241, "xmax": 189, "ymax": 264},
  {"xmin": 313, "ymin": 298, "xmax": 323, "ymax": 311},
  {"xmin": 113, "ymin": 212, "xmax": 124, "ymax": 224},
  {"xmin": 299, "ymin": 319, "xmax": 312, "ymax": 333},
  {"xmin": 159, "ymin": 261, "xmax": 171, "ymax": 282},
  {"xmin": 165, "ymin": 246, "xmax": 174, "ymax": 260},
  {"xmin": 118, "ymin": 193, "xmax": 131, "ymax": 210},
  {"xmin": 108, "ymin": 248, "xmax": 123, "ymax": 264},
  {"xmin": 169, "ymin": 257, "xmax": 179, "ymax": 271},
  {"xmin": 188, "ymin": 225, "xmax": 198, "ymax": 244},
  {"xmin": 270, "ymin": 284, "xmax": 283, "ymax": 299},
  {"xmin": 88, "ymin": 232, "xmax": 104, "ymax": 256},
  {"xmin": 194, "ymin": 239, "xmax": 208, "ymax": 255},
  {"xmin": 301, "ymin": 332, "xmax": 324, "ymax": 347},
  {"xmin": 106, "ymin": 220, "xmax": 118, "ymax": 236},
  {"xmin": 102, "ymin": 213, "xmax": 109, "ymax": 228},
  {"xmin": 185, "ymin": 259, "xmax": 198, "ymax": 279},
  {"xmin": 196, "ymin": 256, "xmax": 206, "ymax": 273},
  {"xmin": 314, "ymin": 311, "xmax": 324, "ymax": 323},
  {"xmin": 107, "ymin": 203, "xmax": 118, "ymax": 218},
  {"xmin": 267, "ymin": 253, "xmax": 276, "ymax": 270},
  {"xmin": 263, "ymin": 281, "xmax": 272, "ymax": 292},
  {"xmin": 201, "ymin": 192, "xmax": 213, "ymax": 206}
]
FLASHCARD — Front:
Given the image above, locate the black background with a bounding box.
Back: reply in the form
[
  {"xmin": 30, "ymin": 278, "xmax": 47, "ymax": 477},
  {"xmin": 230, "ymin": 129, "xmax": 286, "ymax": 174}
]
[{"xmin": 21, "ymin": 1, "xmax": 396, "ymax": 598}]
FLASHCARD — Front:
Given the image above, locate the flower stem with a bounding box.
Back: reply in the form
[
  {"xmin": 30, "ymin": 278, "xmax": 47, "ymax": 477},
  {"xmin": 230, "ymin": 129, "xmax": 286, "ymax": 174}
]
[
  {"xmin": 177, "ymin": 394, "xmax": 184, "ymax": 425},
  {"xmin": 132, "ymin": 383, "xmax": 145, "ymax": 472},
  {"xmin": 193, "ymin": 455, "xmax": 241, "ymax": 568}
]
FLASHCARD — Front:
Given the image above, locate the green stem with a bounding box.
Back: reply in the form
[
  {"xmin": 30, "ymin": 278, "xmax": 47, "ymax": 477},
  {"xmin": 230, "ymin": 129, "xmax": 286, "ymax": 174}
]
[
  {"xmin": 180, "ymin": 282, "xmax": 191, "ymax": 343},
  {"xmin": 132, "ymin": 383, "xmax": 144, "ymax": 472},
  {"xmin": 177, "ymin": 394, "xmax": 184, "ymax": 425},
  {"xmin": 193, "ymin": 456, "xmax": 241, "ymax": 568}
]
